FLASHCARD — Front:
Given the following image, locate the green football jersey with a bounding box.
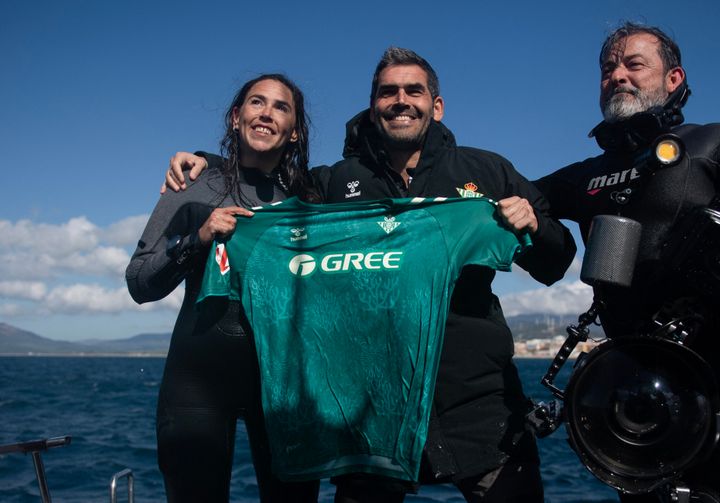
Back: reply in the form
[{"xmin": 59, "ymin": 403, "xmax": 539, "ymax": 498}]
[{"xmin": 198, "ymin": 197, "xmax": 531, "ymax": 482}]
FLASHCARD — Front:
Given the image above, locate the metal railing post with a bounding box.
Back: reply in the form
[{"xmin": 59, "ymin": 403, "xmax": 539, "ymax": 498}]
[{"xmin": 109, "ymin": 468, "xmax": 134, "ymax": 503}]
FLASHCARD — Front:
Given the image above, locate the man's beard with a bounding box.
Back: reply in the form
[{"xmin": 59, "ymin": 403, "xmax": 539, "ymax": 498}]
[
  {"xmin": 374, "ymin": 112, "xmax": 429, "ymax": 151},
  {"xmin": 602, "ymin": 85, "xmax": 668, "ymax": 123}
]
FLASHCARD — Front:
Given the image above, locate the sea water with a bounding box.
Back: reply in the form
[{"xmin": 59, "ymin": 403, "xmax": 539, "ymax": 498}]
[{"xmin": 0, "ymin": 357, "xmax": 617, "ymax": 502}]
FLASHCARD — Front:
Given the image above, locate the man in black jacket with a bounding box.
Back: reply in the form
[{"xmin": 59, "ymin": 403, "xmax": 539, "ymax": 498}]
[
  {"xmin": 315, "ymin": 47, "xmax": 574, "ymax": 503},
  {"xmin": 534, "ymin": 23, "xmax": 720, "ymax": 502},
  {"xmin": 166, "ymin": 47, "xmax": 576, "ymax": 502}
]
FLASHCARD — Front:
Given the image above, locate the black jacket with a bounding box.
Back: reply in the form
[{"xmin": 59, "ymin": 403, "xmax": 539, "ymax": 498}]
[{"xmin": 314, "ymin": 110, "xmax": 576, "ymax": 480}]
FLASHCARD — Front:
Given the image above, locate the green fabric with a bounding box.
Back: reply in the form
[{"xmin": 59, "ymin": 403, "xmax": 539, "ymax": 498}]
[{"xmin": 198, "ymin": 197, "xmax": 531, "ymax": 481}]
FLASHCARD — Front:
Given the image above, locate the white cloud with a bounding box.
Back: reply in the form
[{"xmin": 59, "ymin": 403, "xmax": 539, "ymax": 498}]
[
  {"xmin": 0, "ymin": 213, "xmax": 184, "ymax": 322},
  {"xmin": 0, "ymin": 281, "xmax": 48, "ymax": 300},
  {"xmin": 500, "ymin": 280, "xmax": 593, "ymax": 317},
  {"xmin": 0, "ymin": 216, "xmax": 138, "ymax": 280},
  {"xmin": 0, "ymin": 303, "xmax": 26, "ymax": 316},
  {"xmin": 101, "ymin": 215, "xmax": 150, "ymax": 247},
  {"xmin": 0, "ymin": 248, "xmax": 132, "ymax": 281},
  {"xmin": 56, "ymin": 246, "xmax": 132, "ymax": 277},
  {"xmin": 0, "ymin": 217, "xmax": 99, "ymax": 254},
  {"xmin": 42, "ymin": 283, "xmax": 184, "ymax": 314},
  {"xmin": 45, "ymin": 284, "xmax": 136, "ymax": 313},
  {"xmin": 567, "ymin": 256, "xmax": 583, "ymax": 276}
]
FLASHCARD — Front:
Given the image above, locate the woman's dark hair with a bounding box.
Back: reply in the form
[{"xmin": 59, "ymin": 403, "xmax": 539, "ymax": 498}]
[{"xmin": 219, "ymin": 74, "xmax": 318, "ymax": 203}]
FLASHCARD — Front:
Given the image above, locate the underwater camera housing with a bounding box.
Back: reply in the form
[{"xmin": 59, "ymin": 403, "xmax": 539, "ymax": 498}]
[
  {"xmin": 529, "ymin": 208, "xmax": 720, "ymax": 499},
  {"xmin": 563, "ymin": 335, "xmax": 719, "ymax": 495}
]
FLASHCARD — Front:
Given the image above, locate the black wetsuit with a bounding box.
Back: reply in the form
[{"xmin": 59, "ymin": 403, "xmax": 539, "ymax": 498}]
[
  {"xmin": 310, "ymin": 112, "xmax": 576, "ymax": 502},
  {"xmin": 535, "ymin": 123, "xmax": 720, "ymax": 341},
  {"xmin": 535, "ymin": 122, "xmax": 720, "ymax": 501},
  {"xmin": 126, "ymin": 168, "xmax": 319, "ymax": 503}
]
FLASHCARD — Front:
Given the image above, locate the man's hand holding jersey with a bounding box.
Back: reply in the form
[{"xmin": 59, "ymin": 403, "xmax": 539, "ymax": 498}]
[{"xmin": 497, "ymin": 196, "xmax": 538, "ymax": 234}]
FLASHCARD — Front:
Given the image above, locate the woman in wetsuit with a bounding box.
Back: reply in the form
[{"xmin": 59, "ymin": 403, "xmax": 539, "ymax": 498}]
[{"xmin": 126, "ymin": 74, "xmax": 319, "ymax": 502}]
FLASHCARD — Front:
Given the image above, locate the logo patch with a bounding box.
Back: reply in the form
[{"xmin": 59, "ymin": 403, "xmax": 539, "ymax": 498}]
[
  {"xmin": 290, "ymin": 227, "xmax": 307, "ymax": 242},
  {"xmin": 288, "ymin": 251, "xmax": 403, "ymax": 277},
  {"xmin": 377, "ymin": 216, "xmax": 401, "ymax": 234},
  {"xmin": 586, "ymin": 168, "xmax": 640, "ymax": 194},
  {"xmin": 288, "ymin": 254, "xmax": 317, "ymax": 276},
  {"xmin": 215, "ymin": 243, "xmax": 230, "ymax": 275},
  {"xmin": 456, "ymin": 182, "xmax": 483, "ymax": 198},
  {"xmin": 345, "ymin": 180, "xmax": 362, "ymax": 199}
]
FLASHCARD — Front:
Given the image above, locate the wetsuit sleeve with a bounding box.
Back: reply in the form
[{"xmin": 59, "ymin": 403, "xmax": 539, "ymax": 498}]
[
  {"xmin": 125, "ymin": 181, "xmax": 213, "ymax": 304},
  {"xmin": 533, "ymin": 162, "xmax": 584, "ymax": 221},
  {"xmin": 501, "ymin": 165, "xmax": 577, "ymax": 286}
]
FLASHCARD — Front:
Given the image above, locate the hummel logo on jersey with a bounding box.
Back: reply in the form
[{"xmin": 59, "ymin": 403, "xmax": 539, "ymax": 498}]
[
  {"xmin": 456, "ymin": 182, "xmax": 483, "ymax": 199},
  {"xmin": 215, "ymin": 243, "xmax": 230, "ymax": 275},
  {"xmin": 586, "ymin": 168, "xmax": 640, "ymax": 195},
  {"xmin": 290, "ymin": 228, "xmax": 308, "ymax": 242},
  {"xmin": 288, "ymin": 251, "xmax": 403, "ymax": 277},
  {"xmin": 378, "ymin": 216, "xmax": 401, "ymax": 234},
  {"xmin": 345, "ymin": 180, "xmax": 361, "ymax": 199}
]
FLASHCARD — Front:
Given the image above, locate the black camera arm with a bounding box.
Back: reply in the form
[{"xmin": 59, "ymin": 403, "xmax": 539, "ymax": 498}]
[{"xmin": 541, "ymin": 299, "xmax": 605, "ymax": 400}]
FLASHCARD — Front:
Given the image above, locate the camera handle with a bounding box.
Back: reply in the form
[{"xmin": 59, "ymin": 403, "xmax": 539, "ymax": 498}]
[{"xmin": 540, "ymin": 299, "xmax": 605, "ymax": 400}]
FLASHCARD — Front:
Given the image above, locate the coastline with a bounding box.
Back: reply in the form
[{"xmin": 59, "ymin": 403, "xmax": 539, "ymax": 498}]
[
  {"xmin": 0, "ymin": 352, "xmax": 167, "ymax": 358},
  {"xmin": 0, "ymin": 344, "xmax": 601, "ymax": 359}
]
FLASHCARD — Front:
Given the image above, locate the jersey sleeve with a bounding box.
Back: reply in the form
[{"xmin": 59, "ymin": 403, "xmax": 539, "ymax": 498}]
[
  {"xmin": 429, "ymin": 198, "xmax": 531, "ymax": 273},
  {"xmin": 196, "ymin": 241, "xmax": 234, "ymax": 303},
  {"xmin": 196, "ymin": 205, "xmax": 293, "ymax": 304}
]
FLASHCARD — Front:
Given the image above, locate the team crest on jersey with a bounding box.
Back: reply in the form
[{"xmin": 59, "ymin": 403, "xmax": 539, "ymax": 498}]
[
  {"xmin": 378, "ymin": 216, "xmax": 401, "ymax": 234},
  {"xmin": 215, "ymin": 243, "xmax": 230, "ymax": 275},
  {"xmin": 456, "ymin": 182, "xmax": 483, "ymax": 198},
  {"xmin": 290, "ymin": 227, "xmax": 308, "ymax": 242},
  {"xmin": 345, "ymin": 180, "xmax": 362, "ymax": 199}
]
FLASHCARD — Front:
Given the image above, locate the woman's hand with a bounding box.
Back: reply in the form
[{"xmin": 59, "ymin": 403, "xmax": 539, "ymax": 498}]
[{"xmin": 198, "ymin": 207, "xmax": 254, "ymax": 244}]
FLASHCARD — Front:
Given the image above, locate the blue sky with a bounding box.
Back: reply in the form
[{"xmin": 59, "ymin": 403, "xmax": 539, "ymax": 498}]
[{"xmin": 2, "ymin": 0, "xmax": 718, "ymax": 341}]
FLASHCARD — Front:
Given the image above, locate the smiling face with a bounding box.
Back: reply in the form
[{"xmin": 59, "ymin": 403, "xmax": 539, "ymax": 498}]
[
  {"xmin": 599, "ymin": 33, "xmax": 684, "ymax": 122},
  {"xmin": 370, "ymin": 64, "xmax": 444, "ymax": 151},
  {"xmin": 231, "ymin": 79, "xmax": 298, "ymax": 172}
]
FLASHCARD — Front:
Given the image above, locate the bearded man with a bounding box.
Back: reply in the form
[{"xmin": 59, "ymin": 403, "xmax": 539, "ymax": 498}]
[{"xmin": 534, "ymin": 22, "xmax": 720, "ymax": 503}]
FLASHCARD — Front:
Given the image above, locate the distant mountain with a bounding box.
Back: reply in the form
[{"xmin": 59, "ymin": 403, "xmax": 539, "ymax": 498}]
[
  {"xmin": 1, "ymin": 313, "xmax": 604, "ymax": 355},
  {"xmin": 78, "ymin": 333, "xmax": 172, "ymax": 353},
  {"xmin": 0, "ymin": 323, "xmax": 85, "ymax": 354},
  {"xmin": 0, "ymin": 323, "xmax": 170, "ymax": 355}
]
